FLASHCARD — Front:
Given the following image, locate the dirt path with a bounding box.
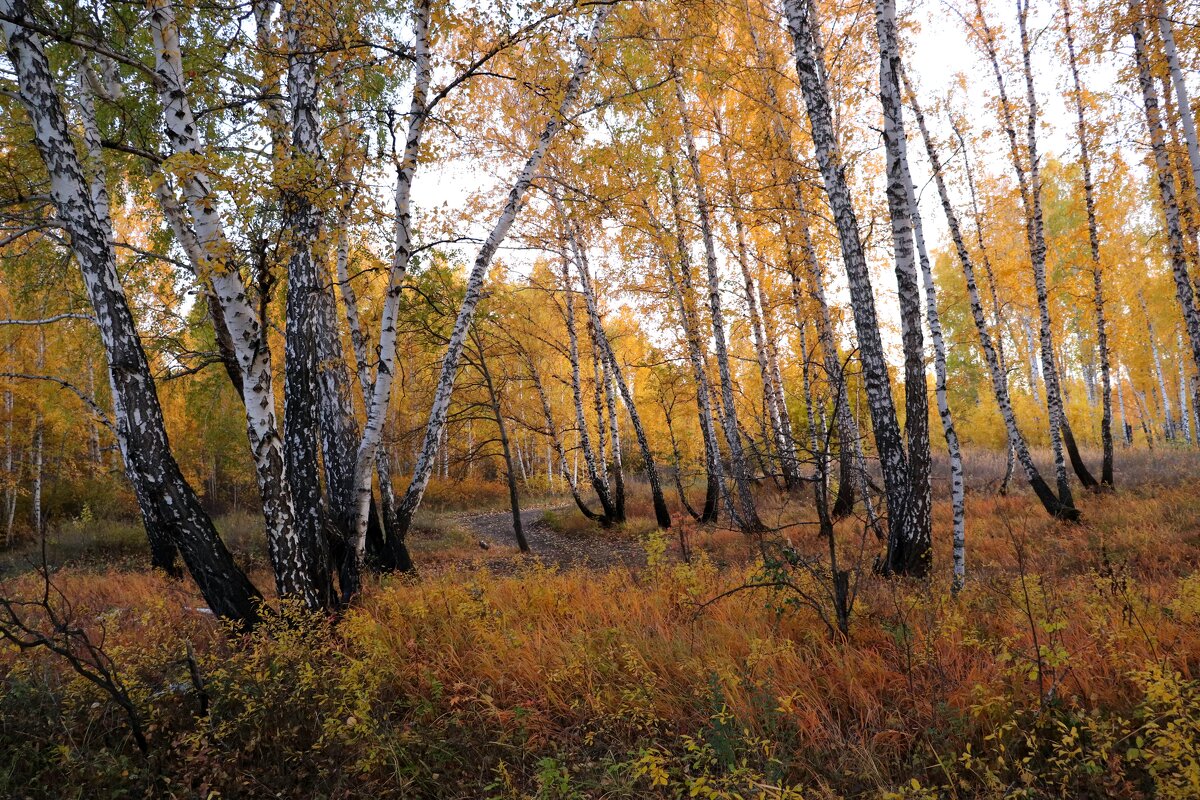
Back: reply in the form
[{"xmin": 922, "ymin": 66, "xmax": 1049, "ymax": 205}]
[{"xmin": 458, "ymin": 506, "xmax": 645, "ymax": 571}]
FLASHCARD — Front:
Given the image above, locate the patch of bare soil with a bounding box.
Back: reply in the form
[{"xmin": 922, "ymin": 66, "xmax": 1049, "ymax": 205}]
[{"xmin": 457, "ymin": 507, "xmax": 646, "ymax": 572}]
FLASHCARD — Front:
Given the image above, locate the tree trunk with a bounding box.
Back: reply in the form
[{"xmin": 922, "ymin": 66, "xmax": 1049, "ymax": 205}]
[
  {"xmin": 1018, "ymin": 0, "xmax": 1096, "ymax": 492},
  {"xmin": 334, "ymin": 221, "xmax": 411, "ymax": 572},
  {"xmin": 740, "ymin": 3, "xmax": 860, "ymax": 514},
  {"xmin": 784, "ymin": 0, "xmax": 920, "ymax": 551},
  {"xmin": 876, "ymin": 0, "xmax": 933, "ymax": 576},
  {"xmin": 974, "ymin": 0, "xmax": 1075, "ymax": 497},
  {"xmin": 1133, "ymin": 7, "xmax": 1200, "ymax": 382},
  {"xmin": 2, "ymin": 3, "xmax": 263, "ymax": 624},
  {"xmin": 907, "ymin": 64, "xmax": 1078, "ymax": 521},
  {"xmin": 1116, "ymin": 365, "xmax": 1133, "ymax": 446},
  {"xmin": 895, "ymin": 69, "xmax": 963, "ymax": 584},
  {"xmin": 566, "ymin": 221, "xmax": 671, "ymax": 528},
  {"xmin": 561, "ymin": 255, "xmax": 617, "ymax": 524},
  {"xmin": 389, "ymin": 5, "xmax": 613, "ymax": 548},
  {"xmin": 714, "ymin": 117, "xmax": 800, "ymax": 489},
  {"xmin": 660, "ymin": 171, "xmax": 722, "ymax": 524},
  {"xmin": 523, "ymin": 351, "xmax": 603, "ymax": 520},
  {"xmin": 344, "ymin": 0, "xmax": 433, "ymax": 592},
  {"xmin": 476, "ymin": 342, "xmax": 528, "ymax": 552},
  {"xmin": 280, "ymin": 0, "xmax": 336, "ymax": 606},
  {"xmin": 1063, "ymin": 0, "xmax": 1114, "ymax": 487},
  {"xmin": 676, "ymin": 79, "xmax": 763, "ymax": 532},
  {"xmin": 149, "ymin": 0, "xmax": 329, "ymax": 607}
]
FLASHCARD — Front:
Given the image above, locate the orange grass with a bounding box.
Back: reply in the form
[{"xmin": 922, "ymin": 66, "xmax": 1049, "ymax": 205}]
[{"xmin": 2, "ymin": 464, "xmax": 1200, "ymax": 798}]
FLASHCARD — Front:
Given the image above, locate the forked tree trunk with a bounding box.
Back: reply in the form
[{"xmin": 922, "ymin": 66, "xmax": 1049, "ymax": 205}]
[
  {"xmin": 784, "ymin": 0, "xmax": 920, "ymax": 551},
  {"xmin": 896, "ymin": 68, "xmax": 963, "ymax": 585},
  {"xmin": 334, "ymin": 222, "xmax": 411, "ymax": 572},
  {"xmin": 566, "ymin": 222, "xmax": 671, "ymax": 528},
  {"xmin": 345, "ymin": 0, "xmax": 434, "ymax": 593},
  {"xmin": 2, "ymin": 3, "xmax": 263, "ymax": 624},
  {"xmin": 979, "ymin": 0, "xmax": 1092, "ymax": 495},
  {"xmin": 523, "ymin": 351, "xmax": 603, "ymax": 521},
  {"xmin": 561, "ymin": 256, "xmax": 617, "ymax": 525},
  {"xmin": 1019, "ymin": 0, "xmax": 1097, "ymax": 492},
  {"xmin": 740, "ymin": 5, "xmax": 860, "ymax": 514},
  {"xmin": 660, "ymin": 173, "xmax": 722, "ymax": 524},
  {"xmin": 148, "ymin": 0, "xmax": 329, "ymax": 607}
]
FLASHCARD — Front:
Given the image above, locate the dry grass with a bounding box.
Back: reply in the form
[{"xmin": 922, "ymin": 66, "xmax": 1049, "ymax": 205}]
[{"xmin": 2, "ymin": 451, "xmax": 1200, "ymax": 798}]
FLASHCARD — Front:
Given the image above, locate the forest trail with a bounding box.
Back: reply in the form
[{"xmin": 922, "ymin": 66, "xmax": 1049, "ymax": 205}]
[{"xmin": 457, "ymin": 507, "xmax": 646, "ymax": 571}]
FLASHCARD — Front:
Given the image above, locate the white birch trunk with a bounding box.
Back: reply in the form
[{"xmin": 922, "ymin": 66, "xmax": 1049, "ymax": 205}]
[
  {"xmin": 384, "ymin": 5, "xmax": 613, "ymax": 551},
  {"xmin": 895, "ymin": 66, "xmax": 963, "ymax": 585},
  {"xmin": 2, "ymin": 1, "xmax": 263, "ymax": 623},
  {"xmin": 907, "ymin": 64, "xmax": 1078, "ymax": 520},
  {"xmin": 876, "ymin": 0, "xmax": 933, "ymax": 574},
  {"xmin": 676, "ymin": 79, "xmax": 762, "ymax": 531},
  {"xmin": 1132, "ymin": 10, "xmax": 1200, "ymax": 384},
  {"xmin": 148, "ymin": 0, "xmax": 328, "ymax": 608},
  {"xmin": 784, "ymin": 0, "xmax": 917, "ymax": 549}
]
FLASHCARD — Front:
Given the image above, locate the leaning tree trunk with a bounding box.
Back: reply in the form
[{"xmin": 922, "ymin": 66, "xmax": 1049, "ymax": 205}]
[
  {"xmin": 344, "ymin": 0, "xmax": 433, "ymax": 593},
  {"xmin": 1, "ymin": 3, "xmax": 263, "ymax": 625},
  {"xmin": 1159, "ymin": 3, "xmax": 1200, "ymax": 230},
  {"xmin": 475, "ymin": 342, "xmax": 529, "ymax": 552},
  {"xmin": 676, "ymin": 80, "xmax": 763, "ymax": 532},
  {"xmin": 561, "ymin": 256, "xmax": 617, "ymax": 524},
  {"xmin": 658, "ymin": 176, "xmax": 723, "ymax": 524},
  {"xmin": 783, "ymin": 0, "xmax": 918, "ymax": 550},
  {"xmin": 741, "ymin": 5, "xmax": 861, "ymax": 516},
  {"xmin": 980, "ymin": 0, "xmax": 1090, "ymax": 496},
  {"xmin": 1063, "ymin": 0, "xmax": 1114, "ymax": 488},
  {"xmin": 334, "ymin": 221, "xmax": 411, "ymax": 571},
  {"xmin": 1019, "ymin": 0, "xmax": 1096, "ymax": 493},
  {"xmin": 1132, "ymin": 10, "xmax": 1200, "ymax": 386},
  {"xmin": 714, "ymin": 117, "xmax": 801, "ymax": 490},
  {"xmin": 907, "ymin": 66, "xmax": 1079, "ymax": 521},
  {"xmin": 522, "ymin": 350, "xmax": 603, "ymax": 521},
  {"xmin": 876, "ymin": 0, "xmax": 933, "ymax": 576},
  {"xmin": 388, "ymin": 4, "xmax": 613, "ymax": 549},
  {"xmin": 566, "ymin": 219, "xmax": 672, "ymax": 528}
]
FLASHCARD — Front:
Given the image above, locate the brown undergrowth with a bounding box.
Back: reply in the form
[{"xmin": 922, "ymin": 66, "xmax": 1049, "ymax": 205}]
[{"xmin": 1, "ymin": 462, "xmax": 1199, "ymax": 798}]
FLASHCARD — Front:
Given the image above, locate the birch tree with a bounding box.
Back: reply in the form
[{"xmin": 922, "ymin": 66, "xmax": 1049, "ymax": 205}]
[
  {"xmin": 1131, "ymin": 4, "xmax": 1200, "ymax": 380},
  {"xmin": 1, "ymin": 0, "xmax": 263, "ymax": 624},
  {"xmin": 147, "ymin": 0, "xmax": 329, "ymax": 608},
  {"xmin": 906, "ymin": 68, "xmax": 1079, "ymax": 521},
  {"xmin": 385, "ymin": 3, "xmax": 615, "ymax": 558},
  {"xmin": 783, "ymin": 0, "xmax": 929, "ymax": 564},
  {"xmin": 1062, "ymin": 0, "xmax": 1114, "ymax": 488}
]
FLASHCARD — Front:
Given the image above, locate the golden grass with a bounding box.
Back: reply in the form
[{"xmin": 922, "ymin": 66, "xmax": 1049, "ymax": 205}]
[{"xmin": 2, "ymin": 458, "xmax": 1200, "ymax": 797}]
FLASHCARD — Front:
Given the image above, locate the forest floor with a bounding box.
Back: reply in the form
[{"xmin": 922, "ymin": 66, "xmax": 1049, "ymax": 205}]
[
  {"xmin": 456, "ymin": 506, "xmax": 647, "ymax": 571},
  {"xmin": 2, "ymin": 449, "xmax": 1200, "ymax": 798}
]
